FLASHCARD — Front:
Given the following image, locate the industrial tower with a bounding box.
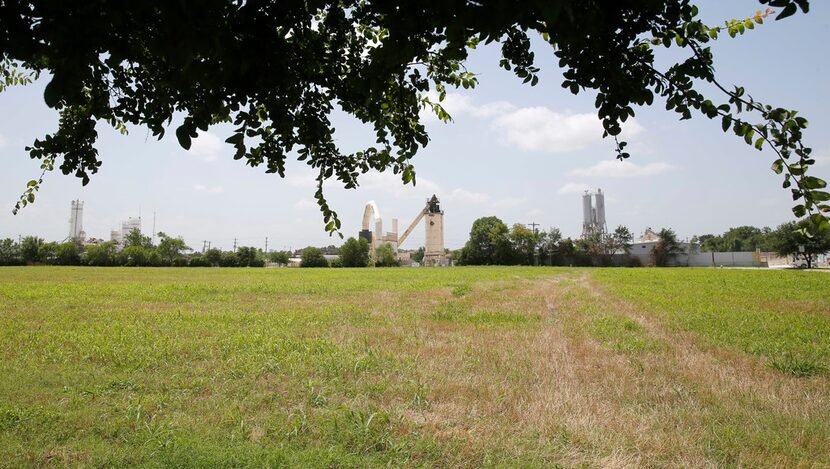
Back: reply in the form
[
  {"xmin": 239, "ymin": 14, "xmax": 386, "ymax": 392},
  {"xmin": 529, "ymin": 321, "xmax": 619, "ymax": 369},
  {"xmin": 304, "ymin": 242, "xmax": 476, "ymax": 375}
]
[
  {"xmin": 581, "ymin": 189, "xmax": 607, "ymax": 238},
  {"xmin": 68, "ymin": 199, "xmax": 86, "ymax": 242},
  {"xmin": 359, "ymin": 194, "xmax": 447, "ymax": 266}
]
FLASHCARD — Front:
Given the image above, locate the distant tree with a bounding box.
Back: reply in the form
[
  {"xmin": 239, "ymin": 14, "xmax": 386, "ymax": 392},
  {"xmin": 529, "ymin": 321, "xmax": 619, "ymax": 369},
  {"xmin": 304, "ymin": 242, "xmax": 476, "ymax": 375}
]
[
  {"xmin": 769, "ymin": 220, "xmax": 830, "ymax": 269},
  {"xmin": 610, "ymin": 226, "xmax": 633, "ymax": 254},
  {"xmin": 536, "ymin": 228, "xmax": 563, "ymax": 266},
  {"xmin": 156, "ymin": 232, "xmax": 190, "ymax": 263},
  {"xmin": 267, "ymin": 250, "xmax": 291, "ymax": 266},
  {"xmin": 509, "ymin": 224, "xmax": 538, "ymax": 265},
  {"xmin": 119, "ymin": 245, "xmax": 149, "ymax": 266},
  {"xmin": 300, "ymin": 247, "xmax": 328, "ymax": 268},
  {"xmin": 123, "ymin": 228, "xmax": 153, "ymax": 249},
  {"xmin": 54, "ymin": 242, "xmax": 81, "ymax": 265},
  {"xmin": 339, "ymin": 237, "xmax": 370, "ymax": 267},
  {"xmin": 236, "ymin": 246, "xmax": 264, "ymax": 267},
  {"xmin": 697, "ymin": 226, "xmax": 775, "ymax": 252},
  {"xmin": 188, "ymin": 255, "xmax": 211, "ymax": 267},
  {"xmin": 37, "ymin": 241, "xmax": 59, "ymax": 264},
  {"xmin": 0, "ymin": 239, "xmax": 23, "ymax": 266},
  {"xmin": 220, "ymin": 251, "xmax": 239, "ymax": 267},
  {"xmin": 457, "ymin": 216, "xmax": 512, "ymax": 265},
  {"xmin": 20, "ymin": 236, "xmax": 44, "ymax": 264},
  {"xmin": 85, "ymin": 242, "xmax": 118, "ymax": 266},
  {"xmin": 652, "ymin": 228, "xmax": 684, "ymax": 267},
  {"xmin": 410, "ymin": 247, "xmax": 425, "ymax": 264},
  {"xmin": 205, "ymin": 248, "xmax": 223, "ymax": 267},
  {"xmin": 374, "ymin": 243, "xmax": 400, "ymax": 267}
]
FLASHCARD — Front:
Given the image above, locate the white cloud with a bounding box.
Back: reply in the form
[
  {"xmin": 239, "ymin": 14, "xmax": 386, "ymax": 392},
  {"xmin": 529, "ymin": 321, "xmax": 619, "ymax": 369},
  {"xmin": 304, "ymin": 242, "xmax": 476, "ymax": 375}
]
[
  {"xmin": 447, "ymin": 188, "xmax": 490, "ymax": 204},
  {"xmin": 492, "ymin": 196, "xmax": 528, "ymax": 209},
  {"xmin": 421, "ymin": 93, "xmax": 644, "ymax": 155},
  {"xmin": 558, "ymin": 183, "xmax": 592, "ymax": 195},
  {"xmin": 193, "ymin": 184, "xmax": 225, "ymax": 194},
  {"xmin": 188, "ymin": 131, "xmax": 224, "ymax": 162},
  {"xmin": 569, "ymin": 160, "xmax": 676, "ymax": 178},
  {"xmin": 420, "ymin": 92, "xmax": 514, "ymax": 122},
  {"xmin": 492, "ymin": 108, "xmax": 643, "ymax": 153},
  {"xmin": 286, "ymin": 169, "xmax": 317, "ymax": 190},
  {"xmin": 358, "ymin": 171, "xmax": 441, "ymax": 198},
  {"xmin": 294, "ymin": 198, "xmax": 317, "ymax": 210}
]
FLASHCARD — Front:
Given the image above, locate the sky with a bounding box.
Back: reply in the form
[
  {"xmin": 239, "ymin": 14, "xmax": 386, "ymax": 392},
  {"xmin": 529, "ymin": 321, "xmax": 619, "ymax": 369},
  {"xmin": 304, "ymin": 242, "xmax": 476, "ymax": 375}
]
[{"xmin": 1, "ymin": 1, "xmax": 829, "ymax": 252}]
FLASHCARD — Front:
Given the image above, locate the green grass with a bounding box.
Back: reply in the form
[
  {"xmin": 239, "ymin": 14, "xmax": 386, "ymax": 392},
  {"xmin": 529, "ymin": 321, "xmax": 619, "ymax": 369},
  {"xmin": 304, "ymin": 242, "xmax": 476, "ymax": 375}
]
[
  {"xmin": 1, "ymin": 266, "xmax": 829, "ymax": 466},
  {"xmin": 592, "ymin": 268, "xmax": 830, "ymax": 376}
]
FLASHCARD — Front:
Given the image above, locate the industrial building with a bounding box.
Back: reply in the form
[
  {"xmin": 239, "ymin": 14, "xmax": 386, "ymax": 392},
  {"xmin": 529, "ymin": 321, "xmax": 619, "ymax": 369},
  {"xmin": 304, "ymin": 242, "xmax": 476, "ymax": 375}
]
[
  {"xmin": 359, "ymin": 194, "xmax": 447, "ymax": 266},
  {"xmin": 111, "ymin": 217, "xmax": 142, "ymax": 246},
  {"xmin": 582, "ymin": 189, "xmax": 607, "ymax": 238},
  {"xmin": 68, "ymin": 199, "xmax": 86, "ymax": 242}
]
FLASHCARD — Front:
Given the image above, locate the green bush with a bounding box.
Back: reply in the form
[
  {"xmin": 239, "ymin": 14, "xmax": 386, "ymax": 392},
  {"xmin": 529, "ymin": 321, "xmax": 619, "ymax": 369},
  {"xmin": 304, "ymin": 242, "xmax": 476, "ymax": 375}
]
[{"xmin": 300, "ymin": 247, "xmax": 328, "ymax": 268}]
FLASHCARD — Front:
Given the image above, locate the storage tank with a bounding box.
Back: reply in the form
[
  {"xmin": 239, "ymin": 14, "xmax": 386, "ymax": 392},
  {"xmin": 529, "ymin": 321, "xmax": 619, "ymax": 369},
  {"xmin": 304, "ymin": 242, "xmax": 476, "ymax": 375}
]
[
  {"xmin": 582, "ymin": 192, "xmax": 593, "ymax": 226},
  {"xmin": 595, "ymin": 189, "xmax": 606, "ymax": 228}
]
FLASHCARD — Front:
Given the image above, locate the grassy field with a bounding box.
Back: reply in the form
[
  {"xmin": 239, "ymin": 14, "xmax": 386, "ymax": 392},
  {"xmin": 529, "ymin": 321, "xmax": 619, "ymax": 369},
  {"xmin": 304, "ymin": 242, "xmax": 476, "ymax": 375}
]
[{"xmin": 0, "ymin": 267, "xmax": 828, "ymax": 467}]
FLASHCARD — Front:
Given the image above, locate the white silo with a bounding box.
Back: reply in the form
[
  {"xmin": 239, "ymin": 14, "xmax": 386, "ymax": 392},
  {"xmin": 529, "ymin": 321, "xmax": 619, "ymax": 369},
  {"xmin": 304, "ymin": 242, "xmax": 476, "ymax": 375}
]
[
  {"xmin": 595, "ymin": 189, "xmax": 606, "ymax": 229},
  {"xmin": 68, "ymin": 200, "xmax": 84, "ymax": 241},
  {"xmin": 582, "ymin": 192, "xmax": 593, "ymax": 226}
]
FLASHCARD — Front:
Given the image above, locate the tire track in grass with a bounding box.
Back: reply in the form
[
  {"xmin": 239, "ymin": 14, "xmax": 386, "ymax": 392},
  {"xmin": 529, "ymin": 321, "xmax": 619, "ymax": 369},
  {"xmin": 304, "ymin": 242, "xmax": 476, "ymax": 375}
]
[{"xmin": 580, "ymin": 271, "xmax": 830, "ymax": 467}]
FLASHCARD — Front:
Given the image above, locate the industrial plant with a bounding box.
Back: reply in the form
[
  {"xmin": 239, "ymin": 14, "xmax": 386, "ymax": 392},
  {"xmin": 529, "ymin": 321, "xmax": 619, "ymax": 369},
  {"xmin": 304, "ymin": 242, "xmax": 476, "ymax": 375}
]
[
  {"xmin": 581, "ymin": 188, "xmax": 607, "ymax": 238},
  {"xmin": 359, "ymin": 194, "xmax": 447, "ymax": 266},
  {"xmin": 68, "ymin": 199, "xmax": 86, "ymax": 242}
]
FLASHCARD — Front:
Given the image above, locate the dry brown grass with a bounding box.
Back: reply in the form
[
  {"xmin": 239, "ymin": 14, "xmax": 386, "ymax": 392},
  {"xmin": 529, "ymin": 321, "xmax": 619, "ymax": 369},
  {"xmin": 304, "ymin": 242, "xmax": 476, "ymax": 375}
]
[{"xmin": 325, "ymin": 272, "xmax": 829, "ymax": 467}]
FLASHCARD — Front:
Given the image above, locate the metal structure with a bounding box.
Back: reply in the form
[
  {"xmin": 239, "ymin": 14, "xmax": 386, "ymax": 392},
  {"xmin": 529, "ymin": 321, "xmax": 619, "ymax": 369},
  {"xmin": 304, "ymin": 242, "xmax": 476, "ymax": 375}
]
[
  {"xmin": 111, "ymin": 216, "xmax": 142, "ymax": 246},
  {"xmin": 581, "ymin": 188, "xmax": 607, "ymax": 238},
  {"xmin": 68, "ymin": 199, "xmax": 85, "ymax": 242},
  {"xmin": 359, "ymin": 194, "xmax": 447, "ymax": 266}
]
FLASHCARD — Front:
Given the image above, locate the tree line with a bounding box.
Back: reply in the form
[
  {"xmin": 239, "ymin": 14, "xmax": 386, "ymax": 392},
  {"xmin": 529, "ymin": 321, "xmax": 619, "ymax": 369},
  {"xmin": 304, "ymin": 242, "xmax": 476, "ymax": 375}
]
[
  {"xmin": 452, "ymin": 216, "xmax": 830, "ymax": 268},
  {"xmin": 0, "ymin": 229, "xmax": 268, "ymax": 267},
  {"xmin": 0, "ymin": 229, "xmax": 405, "ymax": 268}
]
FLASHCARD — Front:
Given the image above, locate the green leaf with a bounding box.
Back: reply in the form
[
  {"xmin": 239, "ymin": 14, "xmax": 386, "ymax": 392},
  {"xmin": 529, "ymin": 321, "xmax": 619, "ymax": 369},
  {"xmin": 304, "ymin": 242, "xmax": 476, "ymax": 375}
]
[
  {"xmin": 792, "ymin": 204, "xmax": 806, "ymax": 218},
  {"xmin": 771, "ymin": 159, "xmax": 784, "ymax": 174},
  {"xmin": 721, "ymin": 115, "xmax": 731, "ymax": 132},
  {"xmin": 754, "ymin": 137, "xmax": 764, "ymax": 150},
  {"xmin": 802, "ymin": 176, "xmax": 827, "ymax": 190},
  {"xmin": 225, "ymin": 133, "xmax": 244, "ymax": 145},
  {"xmin": 176, "ymin": 126, "xmax": 192, "ymax": 150}
]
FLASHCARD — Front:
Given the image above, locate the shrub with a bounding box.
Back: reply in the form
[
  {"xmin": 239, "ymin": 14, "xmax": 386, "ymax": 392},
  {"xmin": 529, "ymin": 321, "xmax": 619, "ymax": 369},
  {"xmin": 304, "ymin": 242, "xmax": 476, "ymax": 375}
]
[
  {"xmin": 300, "ymin": 247, "xmax": 328, "ymax": 267},
  {"xmin": 55, "ymin": 242, "xmax": 81, "ymax": 265},
  {"xmin": 188, "ymin": 256, "xmax": 211, "ymax": 267},
  {"xmin": 375, "ymin": 244, "xmax": 399, "ymax": 267}
]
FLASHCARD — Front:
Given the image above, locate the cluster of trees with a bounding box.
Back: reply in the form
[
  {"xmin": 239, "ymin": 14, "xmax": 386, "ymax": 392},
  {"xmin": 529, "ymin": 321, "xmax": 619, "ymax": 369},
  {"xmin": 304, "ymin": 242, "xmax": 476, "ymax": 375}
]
[
  {"xmin": 297, "ymin": 237, "xmax": 400, "ymax": 268},
  {"xmin": 0, "ymin": 229, "xmax": 269, "ymax": 267},
  {"xmin": 453, "ymin": 216, "xmax": 643, "ymax": 267},
  {"xmin": 693, "ymin": 226, "xmax": 776, "ymax": 252},
  {"xmin": 452, "ymin": 216, "xmax": 830, "ymax": 269},
  {"xmin": 693, "ymin": 222, "xmax": 830, "ymax": 268}
]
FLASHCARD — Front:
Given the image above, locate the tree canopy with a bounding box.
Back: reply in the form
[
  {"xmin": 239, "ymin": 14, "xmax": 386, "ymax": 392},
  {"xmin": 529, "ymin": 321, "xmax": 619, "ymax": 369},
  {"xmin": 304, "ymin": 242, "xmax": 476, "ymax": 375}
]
[
  {"xmin": 1, "ymin": 0, "xmax": 826, "ymax": 233},
  {"xmin": 769, "ymin": 220, "xmax": 830, "ymax": 269}
]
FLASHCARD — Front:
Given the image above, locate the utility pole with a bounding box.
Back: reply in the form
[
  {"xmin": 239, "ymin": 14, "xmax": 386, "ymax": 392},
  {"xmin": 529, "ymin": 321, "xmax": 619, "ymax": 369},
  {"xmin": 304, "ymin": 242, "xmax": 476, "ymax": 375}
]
[
  {"xmin": 207, "ymin": 241, "xmax": 211, "ymax": 251},
  {"xmin": 202, "ymin": 240, "xmax": 207, "ymax": 253},
  {"xmin": 232, "ymin": 238, "xmax": 238, "ymax": 252},
  {"xmin": 264, "ymin": 237, "xmax": 268, "ymax": 253},
  {"xmin": 527, "ymin": 222, "xmax": 540, "ymax": 234},
  {"xmin": 152, "ymin": 212, "xmax": 156, "ymax": 245}
]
